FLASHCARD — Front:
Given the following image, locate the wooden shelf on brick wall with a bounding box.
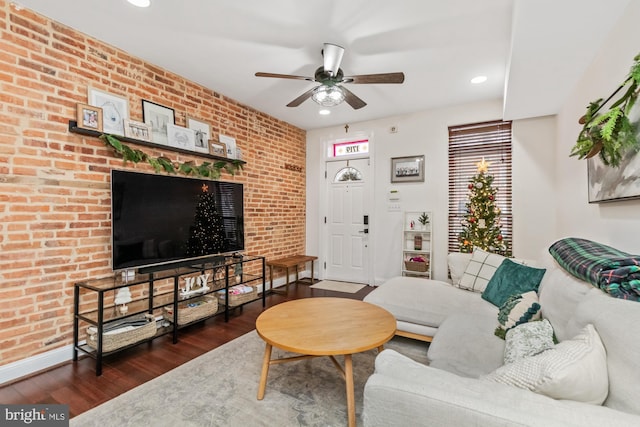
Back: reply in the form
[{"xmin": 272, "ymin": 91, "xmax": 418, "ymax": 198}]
[{"xmin": 68, "ymin": 120, "xmax": 246, "ymax": 165}]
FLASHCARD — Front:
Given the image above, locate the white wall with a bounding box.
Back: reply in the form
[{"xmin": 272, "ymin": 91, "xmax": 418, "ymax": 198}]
[
  {"xmin": 512, "ymin": 116, "xmax": 557, "ymax": 260},
  {"xmin": 306, "ymin": 99, "xmax": 558, "ymax": 284},
  {"xmin": 554, "ymin": 0, "xmax": 640, "ymax": 253}
]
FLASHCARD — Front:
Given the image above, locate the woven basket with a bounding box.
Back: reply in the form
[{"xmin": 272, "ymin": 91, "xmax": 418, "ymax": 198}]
[
  {"xmin": 217, "ymin": 285, "xmax": 258, "ymax": 307},
  {"xmin": 86, "ymin": 314, "xmax": 156, "ymax": 353},
  {"xmin": 404, "ymin": 260, "xmax": 429, "ymax": 272},
  {"xmin": 164, "ymin": 295, "xmax": 218, "ymax": 325}
]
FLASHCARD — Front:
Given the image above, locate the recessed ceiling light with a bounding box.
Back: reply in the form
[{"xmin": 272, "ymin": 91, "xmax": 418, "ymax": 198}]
[
  {"xmin": 319, "ymin": 109, "xmax": 331, "ymax": 115},
  {"xmin": 471, "ymin": 75, "xmax": 487, "ymax": 84},
  {"xmin": 127, "ymin": 0, "xmax": 151, "ymax": 7}
]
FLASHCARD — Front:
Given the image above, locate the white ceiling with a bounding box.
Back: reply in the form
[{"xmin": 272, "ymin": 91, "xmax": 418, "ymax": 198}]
[{"xmin": 14, "ymin": 0, "xmax": 631, "ymax": 130}]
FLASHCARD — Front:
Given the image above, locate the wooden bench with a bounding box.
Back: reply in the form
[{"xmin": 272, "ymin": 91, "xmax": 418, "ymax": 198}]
[{"xmin": 267, "ymin": 255, "xmax": 318, "ymax": 294}]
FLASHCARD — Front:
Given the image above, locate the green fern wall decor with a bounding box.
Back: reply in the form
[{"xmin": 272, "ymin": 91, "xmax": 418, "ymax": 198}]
[{"xmin": 570, "ymin": 53, "xmax": 640, "ymax": 167}]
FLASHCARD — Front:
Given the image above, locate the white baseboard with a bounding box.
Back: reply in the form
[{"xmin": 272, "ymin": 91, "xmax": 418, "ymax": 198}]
[
  {"xmin": 1, "ymin": 270, "xmax": 318, "ymax": 385},
  {"xmin": 0, "ymin": 344, "xmax": 75, "ymax": 386}
]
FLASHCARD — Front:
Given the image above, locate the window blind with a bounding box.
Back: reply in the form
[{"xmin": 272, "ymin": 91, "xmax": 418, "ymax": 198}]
[{"xmin": 448, "ymin": 120, "xmax": 512, "ymax": 254}]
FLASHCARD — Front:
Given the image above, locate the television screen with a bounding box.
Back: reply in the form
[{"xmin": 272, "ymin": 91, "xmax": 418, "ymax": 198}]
[{"xmin": 111, "ymin": 170, "xmax": 244, "ymax": 271}]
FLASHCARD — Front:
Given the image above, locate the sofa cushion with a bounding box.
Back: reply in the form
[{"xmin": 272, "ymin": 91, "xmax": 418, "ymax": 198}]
[
  {"xmin": 427, "ymin": 313, "xmax": 504, "ymax": 378},
  {"xmin": 495, "ymin": 291, "xmax": 542, "ymax": 339},
  {"xmin": 503, "ymin": 319, "xmax": 555, "ymax": 364},
  {"xmin": 458, "ymin": 248, "xmax": 506, "ymax": 292},
  {"xmin": 364, "ymin": 276, "xmax": 497, "ymax": 330},
  {"xmin": 570, "ymin": 288, "xmax": 640, "ymax": 414},
  {"xmin": 482, "ymin": 324, "xmax": 609, "ymax": 405},
  {"xmin": 482, "ymin": 259, "xmax": 546, "ymax": 306},
  {"xmin": 537, "ymin": 252, "xmax": 593, "ymax": 341},
  {"xmin": 447, "ymin": 252, "xmax": 472, "ymax": 285}
]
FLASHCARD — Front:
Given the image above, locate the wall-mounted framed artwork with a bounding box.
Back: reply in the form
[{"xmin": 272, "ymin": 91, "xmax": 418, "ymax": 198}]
[
  {"xmin": 123, "ymin": 119, "xmax": 152, "ymax": 142},
  {"xmin": 167, "ymin": 123, "xmax": 195, "ymax": 151},
  {"xmin": 186, "ymin": 116, "xmax": 211, "ymax": 154},
  {"xmin": 88, "ymin": 88, "xmax": 129, "ymax": 135},
  {"xmin": 588, "ymin": 149, "xmax": 640, "ymax": 202},
  {"xmin": 391, "ymin": 155, "xmax": 425, "ymax": 183},
  {"xmin": 76, "ymin": 103, "xmax": 103, "ymax": 132},
  {"xmin": 142, "ymin": 100, "xmax": 175, "ymax": 146},
  {"xmin": 588, "ymin": 102, "xmax": 640, "ymax": 202}
]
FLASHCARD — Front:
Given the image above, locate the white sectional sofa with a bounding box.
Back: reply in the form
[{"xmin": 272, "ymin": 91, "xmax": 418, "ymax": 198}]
[{"xmin": 362, "ymin": 243, "xmax": 640, "ymax": 426}]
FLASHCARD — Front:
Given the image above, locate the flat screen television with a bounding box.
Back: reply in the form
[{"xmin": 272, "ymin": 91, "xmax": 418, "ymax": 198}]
[{"xmin": 111, "ymin": 170, "xmax": 244, "ymax": 272}]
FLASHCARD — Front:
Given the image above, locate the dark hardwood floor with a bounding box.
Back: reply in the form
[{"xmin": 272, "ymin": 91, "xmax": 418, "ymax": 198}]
[{"xmin": 0, "ymin": 283, "xmax": 374, "ymax": 418}]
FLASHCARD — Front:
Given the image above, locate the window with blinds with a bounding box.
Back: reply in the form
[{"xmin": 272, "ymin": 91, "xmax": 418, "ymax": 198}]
[{"xmin": 448, "ymin": 120, "xmax": 512, "ymax": 254}]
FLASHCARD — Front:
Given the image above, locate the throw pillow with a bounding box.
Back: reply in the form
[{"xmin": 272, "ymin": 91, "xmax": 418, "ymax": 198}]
[
  {"xmin": 447, "ymin": 252, "xmax": 472, "ymax": 286},
  {"xmin": 481, "ymin": 259, "xmax": 546, "ymax": 307},
  {"xmin": 495, "ymin": 291, "xmax": 542, "ymax": 339},
  {"xmin": 482, "ymin": 324, "xmax": 609, "ymax": 405},
  {"xmin": 503, "ymin": 319, "xmax": 554, "ymax": 364},
  {"xmin": 457, "ymin": 248, "xmax": 506, "ymax": 292}
]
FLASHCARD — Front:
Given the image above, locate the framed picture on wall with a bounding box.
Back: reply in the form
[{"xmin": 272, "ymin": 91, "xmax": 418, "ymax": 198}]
[
  {"xmin": 391, "ymin": 155, "xmax": 425, "ymax": 183},
  {"xmin": 142, "ymin": 100, "xmax": 175, "ymax": 146},
  {"xmin": 186, "ymin": 116, "xmax": 211, "ymax": 154},
  {"xmin": 587, "ymin": 101, "xmax": 640, "ymax": 202},
  {"xmin": 88, "ymin": 88, "xmax": 129, "ymax": 135},
  {"xmin": 76, "ymin": 103, "xmax": 103, "ymax": 132}
]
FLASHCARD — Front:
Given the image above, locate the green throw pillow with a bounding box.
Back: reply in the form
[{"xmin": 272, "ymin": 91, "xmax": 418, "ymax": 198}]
[
  {"xmin": 481, "ymin": 259, "xmax": 546, "ymax": 307},
  {"xmin": 495, "ymin": 291, "xmax": 542, "ymax": 339}
]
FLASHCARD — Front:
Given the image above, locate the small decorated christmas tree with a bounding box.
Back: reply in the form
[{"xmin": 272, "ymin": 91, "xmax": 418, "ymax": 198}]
[
  {"xmin": 458, "ymin": 158, "xmax": 510, "ymax": 255},
  {"xmin": 187, "ymin": 183, "xmax": 226, "ymax": 256}
]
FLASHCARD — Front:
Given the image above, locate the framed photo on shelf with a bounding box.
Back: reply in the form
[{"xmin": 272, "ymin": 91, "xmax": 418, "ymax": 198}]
[
  {"xmin": 186, "ymin": 116, "xmax": 211, "ymax": 154},
  {"xmin": 123, "ymin": 119, "xmax": 152, "ymax": 142},
  {"xmin": 209, "ymin": 140, "xmax": 227, "ymax": 157},
  {"xmin": 391, "ymin": 155, "xmax": 425, "ymax": 183},
  {"xmin": 219, "ymin": 134, "xmax": 237, "ymax": 159},
  {"xmin": 142, "ymin": 100, "xmax": 175, "ymax": 146},
  {"xmin": 76, "ymin": 103, "xmax": 103, "ymax": 132},
  {"xmin": 88, "ymin": 88, "xmax": 129, "ymax": 135},
  {"xmin": 167, "ymin": 123, "xmax": 195, "ymax": 151}
]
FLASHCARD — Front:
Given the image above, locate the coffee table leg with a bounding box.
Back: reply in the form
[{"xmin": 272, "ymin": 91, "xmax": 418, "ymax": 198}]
[
  {"xmin": 257, "ymin": 343, "xmax": 272, "ymax": 400},
  {"xmin": 345, "ymin": 354, "xmax": 355, "ymax": 427}
]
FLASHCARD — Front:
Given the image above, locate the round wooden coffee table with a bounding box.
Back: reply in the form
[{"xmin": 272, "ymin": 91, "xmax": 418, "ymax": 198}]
[{"xmin": 256, "ymin": 297, "xmax": 396, "ymax": 427}]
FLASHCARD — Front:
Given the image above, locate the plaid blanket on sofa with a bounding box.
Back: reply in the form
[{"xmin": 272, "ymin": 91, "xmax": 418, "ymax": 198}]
[{"xmin": 549, "ymin": 237, "xmax": 640, "ymax": 301}]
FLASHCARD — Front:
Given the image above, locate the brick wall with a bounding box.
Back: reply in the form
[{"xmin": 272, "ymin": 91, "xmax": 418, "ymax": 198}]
[{"xmin": 0, "ymin": 1, "xmax": 306, "ymax": 366}]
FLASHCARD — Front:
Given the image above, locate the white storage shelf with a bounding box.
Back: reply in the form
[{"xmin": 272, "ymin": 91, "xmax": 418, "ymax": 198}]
[{"xmin": 402, "ymin": 211, "xmax": 432, "ymax": 279}]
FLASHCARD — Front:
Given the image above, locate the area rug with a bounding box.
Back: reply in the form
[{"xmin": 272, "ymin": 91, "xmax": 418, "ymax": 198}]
[
  {"xmin": 309, "ymin": 280, "xmax": 367, "ymax": 293},
  {"xmin": 70, "ymin": 331, "xmax": 428, "ymax": 427}
]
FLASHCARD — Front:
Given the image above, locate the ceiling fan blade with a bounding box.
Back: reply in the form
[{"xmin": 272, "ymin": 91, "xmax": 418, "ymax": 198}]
[
  {"xmin": 343, "ymin": 72, "xmax": 405, "ymax": 84},
  {"xmin": 255, "ymin": 72, "xmax": 314, "ymax": 82},
  {"xmin": 341, "ymin": 86, "xmax": 367, "ymax": 110},
  {"xmin": 322, "ymin": 43, "xmax": 344, "ymax": 77},
  {"xmin": 286, "ymin": 87, "xmax": 316, "ymax": 107}
]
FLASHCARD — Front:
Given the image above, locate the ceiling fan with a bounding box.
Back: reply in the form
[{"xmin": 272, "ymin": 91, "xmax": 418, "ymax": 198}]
[{"xmin": 255, "ymin": 43, "xmax": 405, "ymax": 110}]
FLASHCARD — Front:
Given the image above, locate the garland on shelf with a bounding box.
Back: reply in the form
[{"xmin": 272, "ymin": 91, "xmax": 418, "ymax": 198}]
[
  {"xmin": 100, "ymin": 134, "xmax": 243, "ymax": 179},
  {"xmin": 570, "ymin": 53, "xmax": 640, "ymax": 167}
]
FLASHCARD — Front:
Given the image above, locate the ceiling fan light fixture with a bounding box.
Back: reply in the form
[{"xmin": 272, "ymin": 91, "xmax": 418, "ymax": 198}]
[
  {"xmin": 312, "ymin": 85, "xmax": 345, "ymax": 107},
  {"xmin": 319, "ymin": 109, "xmax": 331, "ymax": 115},
  {"xmin": 127, "ymin": 0, "xmax": 151, "ymax": 7}
]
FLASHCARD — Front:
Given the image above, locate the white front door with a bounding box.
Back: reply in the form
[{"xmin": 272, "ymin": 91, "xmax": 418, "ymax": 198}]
[{"xmin": 325, "ymin": 158, "xmax": 370, "ymax": 284}]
